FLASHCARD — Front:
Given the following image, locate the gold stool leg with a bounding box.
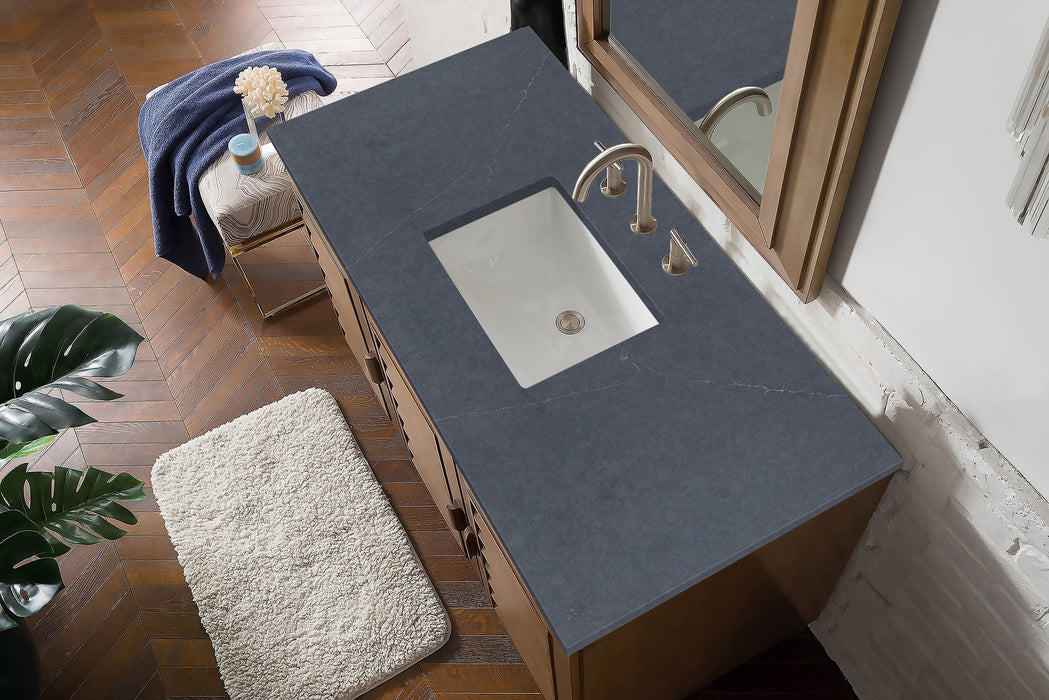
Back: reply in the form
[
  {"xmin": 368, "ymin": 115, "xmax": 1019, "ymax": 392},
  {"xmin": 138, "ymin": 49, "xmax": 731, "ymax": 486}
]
[{"xmin": 227, "ymin": 219, "xmax": 327, "ymax": 319}]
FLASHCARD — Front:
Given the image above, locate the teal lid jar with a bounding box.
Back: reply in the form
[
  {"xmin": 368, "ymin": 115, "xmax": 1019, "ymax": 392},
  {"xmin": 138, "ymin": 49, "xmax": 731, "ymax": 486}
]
[{"xmin": 229, "ymin": 133, "xmax": 263, "ymax": 175}]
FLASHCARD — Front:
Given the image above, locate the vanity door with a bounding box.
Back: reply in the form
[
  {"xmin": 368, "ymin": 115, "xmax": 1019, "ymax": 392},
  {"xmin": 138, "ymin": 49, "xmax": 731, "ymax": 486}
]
[
  {"xmin": 299, "ymin": 200, "xmax": 388, "ymax": 416},
  {"xmin": 466, "ymin": 488, "xmax": 558, "ymax": 698},
  {"xmin": 372, "ymin": 330, "xmax": 468, "ymax": 553}
]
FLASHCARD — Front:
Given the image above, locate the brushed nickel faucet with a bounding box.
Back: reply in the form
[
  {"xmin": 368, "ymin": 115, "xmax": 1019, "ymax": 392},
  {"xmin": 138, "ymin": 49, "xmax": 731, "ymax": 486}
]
[
  {"xmin": 573, "ymin": 142, "xmax": 657, "ymax": 235},
  {"xmin": 699, "ymin": 86, "xmax": 773, "ymax": 136},
  {"xmin": 662, "ymin": 229, "xmax": 697, "ymax": 277}
]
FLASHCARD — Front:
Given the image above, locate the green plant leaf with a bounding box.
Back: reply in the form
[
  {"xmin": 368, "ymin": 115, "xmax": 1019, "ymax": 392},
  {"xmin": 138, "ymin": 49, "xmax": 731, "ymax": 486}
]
[
  {"xmin": 0, "ymin": 305, "xmax": 144, "ymax": 451},
  {"xmin": 0, "ymin": 463, "xmax": 145, "ymax": 557},
  {"xmin": 0, "ymin": 434, "xmax": 56, "ymax": 469},
  {"xmin": 0, "ymin": 509, "xmax": 63, "ymax": 629}
]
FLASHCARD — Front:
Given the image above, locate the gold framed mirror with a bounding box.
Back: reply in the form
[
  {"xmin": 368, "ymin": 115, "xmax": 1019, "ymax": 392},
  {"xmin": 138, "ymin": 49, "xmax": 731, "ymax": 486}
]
[{"xmin": 576, "ymin": 0, "xmax": 900, "ymax": 301}]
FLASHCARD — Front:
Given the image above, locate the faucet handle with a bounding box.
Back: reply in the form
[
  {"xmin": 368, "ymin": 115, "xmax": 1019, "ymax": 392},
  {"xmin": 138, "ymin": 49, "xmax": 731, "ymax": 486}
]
[
  {"xmin": 662, "ymin": 229, "xmax": 698, "ymax": 277},
  {"xmin": 594, "ymin": 140, "xmax": 627, "ymax": 199}
]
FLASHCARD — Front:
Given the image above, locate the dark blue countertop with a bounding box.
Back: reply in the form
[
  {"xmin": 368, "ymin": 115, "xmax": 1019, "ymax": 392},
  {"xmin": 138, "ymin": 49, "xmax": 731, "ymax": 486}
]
[{"xmin": 270, "ymin": 29, "xmax": 900, "ymax": 655}]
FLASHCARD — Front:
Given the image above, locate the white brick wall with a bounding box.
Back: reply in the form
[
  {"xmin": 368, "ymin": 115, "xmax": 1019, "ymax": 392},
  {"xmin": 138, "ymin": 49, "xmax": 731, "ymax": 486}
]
[
  {"xmin": 559, "ymin": 4, "xmax": 1049, "ymax": 696},
  {"xmin": 819, "ymin": 381, "xmax": 1049, "ymax": 699}
]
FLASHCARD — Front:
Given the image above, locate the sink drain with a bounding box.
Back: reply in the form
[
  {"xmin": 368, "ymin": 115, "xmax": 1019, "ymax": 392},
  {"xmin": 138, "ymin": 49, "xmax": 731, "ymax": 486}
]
[{"xmin": 555, "ymin": 310, "xmax": 585, "ymax": 335}]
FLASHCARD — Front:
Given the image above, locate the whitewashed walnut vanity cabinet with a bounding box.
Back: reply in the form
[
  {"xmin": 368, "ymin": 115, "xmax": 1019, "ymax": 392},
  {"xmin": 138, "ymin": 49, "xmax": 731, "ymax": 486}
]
[{"xmin": 296, "ymin": 191, "xmax": 889, "ymax": 700}]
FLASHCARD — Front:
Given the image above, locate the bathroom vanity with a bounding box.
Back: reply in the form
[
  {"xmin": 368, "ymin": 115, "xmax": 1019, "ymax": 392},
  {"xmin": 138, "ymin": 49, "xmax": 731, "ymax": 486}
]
[{"xmin": 271, "ymin": 30, "xmax": 900, "ymax": 699}]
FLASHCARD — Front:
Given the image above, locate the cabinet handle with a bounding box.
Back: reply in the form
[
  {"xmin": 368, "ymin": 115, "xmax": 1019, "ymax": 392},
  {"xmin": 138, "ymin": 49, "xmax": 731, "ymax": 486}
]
[
  {"xmin": 446, "ymin": 503, "xmax": 468, "ymax": 532},
  {"xmin": 464, "ymin": 532, "xmax": 480, "ymax": 558},
  {"xmin": 363, "ymin": 352, "xmax": 385, "ymax": 384}
]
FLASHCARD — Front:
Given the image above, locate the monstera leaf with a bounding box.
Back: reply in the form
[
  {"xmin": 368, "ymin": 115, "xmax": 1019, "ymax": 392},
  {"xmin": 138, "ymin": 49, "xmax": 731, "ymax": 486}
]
[
  {"xmin": 0, "ymin": 510, "xmax": 62, "ymax": 630},
  {"xmin": 0, "ymin": 463, "xmax": 145, "ymax": 557},
  {"xmin": 0, "ymin": 305, "xmax": 144, "ymax": 453}
]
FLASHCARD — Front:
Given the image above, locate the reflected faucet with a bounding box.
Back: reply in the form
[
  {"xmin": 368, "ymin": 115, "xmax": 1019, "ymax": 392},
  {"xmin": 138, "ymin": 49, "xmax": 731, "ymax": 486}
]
[
  {"xmin": 698, "ymin": 87, "xmax": 773, "ymax": 136},
  {"xmin": 573, "ymin": 142, "xmax": 657, "ymax": 235}
]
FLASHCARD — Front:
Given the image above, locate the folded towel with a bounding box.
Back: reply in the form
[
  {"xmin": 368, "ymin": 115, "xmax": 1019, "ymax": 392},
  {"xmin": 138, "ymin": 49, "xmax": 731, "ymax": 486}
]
[{"xmin": 138, "ymin": 50, "xmax": 337, "ymax": 279}]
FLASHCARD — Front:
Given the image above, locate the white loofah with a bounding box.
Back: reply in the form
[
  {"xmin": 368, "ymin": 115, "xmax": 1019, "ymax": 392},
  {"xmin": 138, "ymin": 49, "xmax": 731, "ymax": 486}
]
[
  {"xmin": 151, "ymin": 388, "xmax": 450, "ymax": 699},
  {"xmin": 233, "ymin": 65, "xmax": 290, "ymax": 118}
]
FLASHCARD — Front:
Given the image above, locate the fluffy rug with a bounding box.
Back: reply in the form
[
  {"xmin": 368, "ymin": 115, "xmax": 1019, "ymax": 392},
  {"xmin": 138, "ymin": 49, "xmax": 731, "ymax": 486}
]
[{"xmin": 152, "ymin": 388, "xmax": 450, "ymax": 699}]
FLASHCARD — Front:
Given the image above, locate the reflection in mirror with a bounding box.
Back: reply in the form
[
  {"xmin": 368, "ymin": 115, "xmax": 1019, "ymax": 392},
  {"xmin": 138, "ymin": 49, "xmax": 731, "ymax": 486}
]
[{"xmin": 609, "ymin": 0, "xmax": 797, "ymax": 201}]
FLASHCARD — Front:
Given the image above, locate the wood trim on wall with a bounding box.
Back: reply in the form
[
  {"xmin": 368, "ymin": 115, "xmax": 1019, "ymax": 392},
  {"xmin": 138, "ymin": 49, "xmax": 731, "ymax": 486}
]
[{"xmin": 576, "ymin": 0, "xmax": 901, "ymax": 302}]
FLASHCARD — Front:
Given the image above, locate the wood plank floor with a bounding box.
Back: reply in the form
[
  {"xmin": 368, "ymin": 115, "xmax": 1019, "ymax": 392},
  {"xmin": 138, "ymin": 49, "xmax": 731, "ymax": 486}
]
[{"xmin": 0, "ymin": 0, "xmax": 858, "ymax": 697}]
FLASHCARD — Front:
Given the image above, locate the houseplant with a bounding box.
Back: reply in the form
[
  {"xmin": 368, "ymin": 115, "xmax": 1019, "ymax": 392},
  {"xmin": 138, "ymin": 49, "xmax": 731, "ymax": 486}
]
[{"xmin": 0, "ymin": 305, "xmax": 147, "ymax": 697}]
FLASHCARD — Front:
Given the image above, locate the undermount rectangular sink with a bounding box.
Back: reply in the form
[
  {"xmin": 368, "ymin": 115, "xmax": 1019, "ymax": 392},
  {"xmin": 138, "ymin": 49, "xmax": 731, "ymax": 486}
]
[{"xmin": 428, "ymin": 186, "xmax": 657, "ymax": 388}]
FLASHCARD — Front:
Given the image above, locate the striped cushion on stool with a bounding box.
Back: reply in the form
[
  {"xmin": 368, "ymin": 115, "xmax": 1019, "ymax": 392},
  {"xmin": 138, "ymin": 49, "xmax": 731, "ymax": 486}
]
[{"xmin": 198, "ymin": 90, "xmax": 322, "ymax": 247}]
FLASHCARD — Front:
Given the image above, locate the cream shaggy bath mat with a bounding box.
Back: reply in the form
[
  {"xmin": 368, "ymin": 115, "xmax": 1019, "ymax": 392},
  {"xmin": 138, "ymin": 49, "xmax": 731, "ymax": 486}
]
[{"xmin": 151, "ymin": 388, "xmax": 450, "ymax": 700}]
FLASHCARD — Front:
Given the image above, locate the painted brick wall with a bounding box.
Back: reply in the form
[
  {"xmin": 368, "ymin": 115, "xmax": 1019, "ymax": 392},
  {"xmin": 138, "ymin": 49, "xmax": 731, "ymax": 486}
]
[
  {"xmin": 559, "ymin": 4, "xmax": 1049, "ymax": 697},
  {"xmin": 814, "ymin": 324, "xmax": 1049, "ymax": 700}
]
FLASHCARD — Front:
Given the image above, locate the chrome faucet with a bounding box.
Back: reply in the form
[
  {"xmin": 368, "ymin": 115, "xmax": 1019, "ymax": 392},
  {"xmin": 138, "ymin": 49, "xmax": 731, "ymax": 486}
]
[
  {"xmin": 573, "ymin": 142, "xmax": 657, "ymax": 235},
  {"xmin": 698, "ymin": 87, "xmax": 773, "ymax": 136}
]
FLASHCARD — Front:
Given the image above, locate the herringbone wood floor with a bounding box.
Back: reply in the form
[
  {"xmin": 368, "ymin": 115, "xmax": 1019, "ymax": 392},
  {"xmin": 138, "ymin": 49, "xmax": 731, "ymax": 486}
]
[{"xmin": 0, "ymin": 0, "xmax": 859, "ymax": 697}]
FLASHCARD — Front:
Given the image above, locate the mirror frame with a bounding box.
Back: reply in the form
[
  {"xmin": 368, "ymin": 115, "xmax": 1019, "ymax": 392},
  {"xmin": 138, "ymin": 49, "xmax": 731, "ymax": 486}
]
[{"xmin": 576, "ymin": 0, "xmax": 900, "ymax": 301}]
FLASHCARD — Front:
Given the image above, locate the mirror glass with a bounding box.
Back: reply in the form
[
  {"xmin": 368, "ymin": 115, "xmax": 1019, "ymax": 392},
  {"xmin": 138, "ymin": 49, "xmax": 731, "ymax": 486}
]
[{"xmin": 609, "ymin": 0, "xmax": 798, "ymax": 202}]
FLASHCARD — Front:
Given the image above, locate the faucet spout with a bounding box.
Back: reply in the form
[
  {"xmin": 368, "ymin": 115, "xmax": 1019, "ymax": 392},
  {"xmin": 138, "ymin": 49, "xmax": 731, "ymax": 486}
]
[
  {"xmin": 699, "ymin": 86, "xmax": 773, "ymax": 136},
  {"xmin": 573, "ymin": 142, "xmax": 657, "ymax": 235}
]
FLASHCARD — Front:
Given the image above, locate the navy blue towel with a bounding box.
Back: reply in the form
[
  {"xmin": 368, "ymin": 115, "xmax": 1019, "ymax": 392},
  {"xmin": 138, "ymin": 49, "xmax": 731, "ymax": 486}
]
[{"xmin": 138, "ymin": 50, "xmax": 337, "ymax": 279}]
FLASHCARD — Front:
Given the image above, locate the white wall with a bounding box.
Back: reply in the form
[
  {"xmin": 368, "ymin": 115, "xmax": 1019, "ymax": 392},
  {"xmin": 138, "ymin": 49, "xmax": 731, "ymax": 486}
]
[
  {"xmin": 402, "ymin": 0, "xmax": 510, "ymax": 67},
  {"xmin": 830, "ymin": 0, "xmax": 1049, "ymax": 498},
  {"xmin": 559, "ymin": 0, "xmax": 1049, "ymax": 697}
]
